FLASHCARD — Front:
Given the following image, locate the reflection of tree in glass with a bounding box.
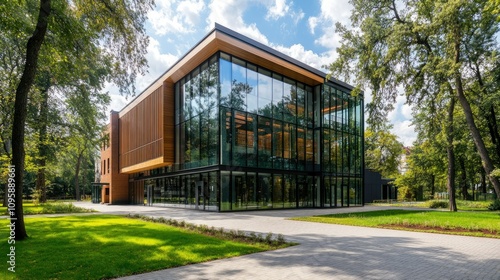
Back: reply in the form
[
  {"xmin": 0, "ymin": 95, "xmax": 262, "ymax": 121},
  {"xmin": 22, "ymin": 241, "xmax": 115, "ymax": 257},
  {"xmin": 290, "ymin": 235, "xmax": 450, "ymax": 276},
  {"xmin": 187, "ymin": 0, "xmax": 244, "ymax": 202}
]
[
  {"xmin": 184, "ymin": 62, "xmax": 218, "ymax": 116},
  {"xmin": 182, "ymin": 59, "xmax": 219, "ymax": 169},
  {"xmin": 257, "ymin": 84, "xmax": 310, "ymax": 125},
  {"xmin": 220, "ymin": 80, "xmax": 251, "ymax": 111}
]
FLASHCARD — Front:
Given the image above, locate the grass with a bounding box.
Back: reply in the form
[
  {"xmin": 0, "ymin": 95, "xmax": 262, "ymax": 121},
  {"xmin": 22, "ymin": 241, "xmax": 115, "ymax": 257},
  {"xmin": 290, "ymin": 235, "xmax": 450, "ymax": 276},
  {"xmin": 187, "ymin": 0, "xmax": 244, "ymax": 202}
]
[
  {"xmin": 0, "ymin": 214, "xmax": 289, "ymax": 280},
  {"xmin": 455, "ymin": 200, "xmax": 492, "ymax": 211},
  {"xmin": 0, "ymin": 202, "xmax": 95, "ymax": 215},
  {"xmin": 370, "ymin": 199, "xmax": 493, "ymax": 211},
  {"xmin": 291, "ymin": 209, "xmax": 500, "ymax": 238}
]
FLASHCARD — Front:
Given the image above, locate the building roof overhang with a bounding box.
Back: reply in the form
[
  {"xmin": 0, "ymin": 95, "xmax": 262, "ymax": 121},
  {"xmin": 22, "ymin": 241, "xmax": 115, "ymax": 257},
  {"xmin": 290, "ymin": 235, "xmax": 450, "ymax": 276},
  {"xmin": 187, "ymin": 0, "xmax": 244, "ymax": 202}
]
[{"xmin": 119, "ymin": 24, "xmax": 356, "ymax": 117}]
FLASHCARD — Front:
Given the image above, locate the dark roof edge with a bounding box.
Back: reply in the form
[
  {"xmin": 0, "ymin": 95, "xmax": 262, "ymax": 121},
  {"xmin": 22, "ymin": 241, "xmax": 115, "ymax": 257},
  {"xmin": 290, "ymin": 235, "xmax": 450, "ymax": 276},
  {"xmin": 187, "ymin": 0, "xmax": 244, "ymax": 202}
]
[{"xmin": 213, "ymin": 23, "xmax": 355, "ymax": 91}]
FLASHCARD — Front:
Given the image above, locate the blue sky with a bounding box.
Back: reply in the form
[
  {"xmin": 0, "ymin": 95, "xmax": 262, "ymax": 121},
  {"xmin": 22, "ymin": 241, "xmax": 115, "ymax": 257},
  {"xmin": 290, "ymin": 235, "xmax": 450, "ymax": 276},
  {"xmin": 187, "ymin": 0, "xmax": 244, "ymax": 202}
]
[{"xmin": 108, "ymin": 0, "xmax": 416, "ymax": 146}]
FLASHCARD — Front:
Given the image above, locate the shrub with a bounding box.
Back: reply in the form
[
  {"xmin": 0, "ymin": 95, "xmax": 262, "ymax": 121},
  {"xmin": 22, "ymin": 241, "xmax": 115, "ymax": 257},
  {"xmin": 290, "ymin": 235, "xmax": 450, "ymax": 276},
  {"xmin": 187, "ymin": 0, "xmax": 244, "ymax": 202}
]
[
  {"xmin": 487, "ymin": 200, "xmax": 500, "ymax": 211},
  {"xmin": 265, "ymin": 232, "xmax": 273, "ymax": 244},
  {"xmin": 276, "ymin": 234, "xmax": 286, "ymax": 244},
  {"xmin": 126, "ymin": 214, "xmax": 292, "ymax": 248},
  {"xmin": 427, "ymin": 200, "xmax": 449, "ymax": 209}
]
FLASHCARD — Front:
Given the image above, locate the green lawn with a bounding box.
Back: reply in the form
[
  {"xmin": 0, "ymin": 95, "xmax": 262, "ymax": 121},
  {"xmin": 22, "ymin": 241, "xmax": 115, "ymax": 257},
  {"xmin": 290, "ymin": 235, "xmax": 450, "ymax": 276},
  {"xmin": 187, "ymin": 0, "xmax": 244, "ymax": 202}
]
[
  {"xmin": 0, "ymin": 214, "xmax": 278, "ymax": 280},
  {"xmin": 0, "ymin": 202, "xmax": 95, "ymax": 215},
  {"xmin": 370, "ymin": 200, "xmax": 493, "ymax": 211},
  {"xmin": 455, "ymin": 200, "xmax": 492, "ymax": 211},
  {"xmin": 291, "ymin": 210, "xmax": 500, "ymax": 238}
]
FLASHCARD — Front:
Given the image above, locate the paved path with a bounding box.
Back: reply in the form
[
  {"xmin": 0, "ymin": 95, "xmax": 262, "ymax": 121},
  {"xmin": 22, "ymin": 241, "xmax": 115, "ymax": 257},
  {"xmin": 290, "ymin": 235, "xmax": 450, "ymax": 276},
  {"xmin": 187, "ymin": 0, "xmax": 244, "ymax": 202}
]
[{"xmin": 74, "ymin": 202, "xmax": 500, "ymax": 280}]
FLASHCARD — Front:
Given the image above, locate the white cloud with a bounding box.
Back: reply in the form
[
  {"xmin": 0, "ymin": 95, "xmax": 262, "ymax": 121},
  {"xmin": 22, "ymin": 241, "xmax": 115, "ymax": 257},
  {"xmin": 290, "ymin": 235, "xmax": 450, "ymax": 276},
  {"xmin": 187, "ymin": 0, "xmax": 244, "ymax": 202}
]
[
  {"xmin": 135, "ymin": 38, "xmax": 179, "ymax": 91},
  {"xmin": 148, "ymin": 0, "xmax": 205, "ymax": 35},
  {"xmin": 383, "ymin": 94, "xmax": 417, "ymax": 147},
  {"xmin": 265, "ymin": 0, "xmax": 304, "ymax": 25},
  {"xmin": 272, "ymin": 43, "xmax": 332, "ymax": 71},
  {"xmin": 307, "ymin": 0, "xmax": 352, "ymax": 48},
  {"xmin": 308, "ymin": 16, "xmax": 318, "ymax": 34},
  {"xmin": 314, "ymin": 32, "xmax": 344, "ymax": 50},
  {"xmin": 177, "ymin": 0, "xmax": 205, "ymax": 25},
  {"xmin": 266, "ymin": 0, "xmax": 290, "ymax": 20},
  {"xmin": 108, "ymin": 93, "xmax": 128, "ymax": 113},
  {"xmin": 387, "ymin": 95, "xmax": 405, "ymax": 121},
  {"xmin": 318, "ymin": 0, "xmax": 352, "ymax": 25},
  {"xmin": 401, "ymin": 104, "xmax": 413, "ymax": 119},
  {"xmin": 391, "ymin": 120, "xmax": 416, "ymax": 147},
  {"xmin": 291, "ymin": 9, "xmax": 305, "ymax": 25},
  {"xmin": 207, "ymin": 0, "xmax": 270, "ymax": 45}
]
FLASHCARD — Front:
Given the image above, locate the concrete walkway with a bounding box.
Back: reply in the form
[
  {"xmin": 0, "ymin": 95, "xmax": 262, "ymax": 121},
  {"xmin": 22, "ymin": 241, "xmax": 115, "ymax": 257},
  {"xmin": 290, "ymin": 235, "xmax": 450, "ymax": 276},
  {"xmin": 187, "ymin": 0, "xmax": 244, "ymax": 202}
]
[{"xmin": 74, "ymin": 202, "xmax": 500, "ymax": 280}]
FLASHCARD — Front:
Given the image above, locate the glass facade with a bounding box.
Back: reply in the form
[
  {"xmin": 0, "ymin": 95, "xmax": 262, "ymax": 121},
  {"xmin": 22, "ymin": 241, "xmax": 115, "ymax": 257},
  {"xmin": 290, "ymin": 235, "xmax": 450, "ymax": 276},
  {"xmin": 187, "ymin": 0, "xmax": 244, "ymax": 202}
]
[{"xmin": 131, "ymin": 51, "xmax": 363, "ymax": 211}]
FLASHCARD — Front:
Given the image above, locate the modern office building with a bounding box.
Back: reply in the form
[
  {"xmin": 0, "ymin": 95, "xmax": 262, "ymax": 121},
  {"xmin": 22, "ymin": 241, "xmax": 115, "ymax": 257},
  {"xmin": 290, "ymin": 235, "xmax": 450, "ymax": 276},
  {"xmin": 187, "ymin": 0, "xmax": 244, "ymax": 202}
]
[{"xmin": 97, "ymin": 24, "xmax": 364, "ymax": 211}]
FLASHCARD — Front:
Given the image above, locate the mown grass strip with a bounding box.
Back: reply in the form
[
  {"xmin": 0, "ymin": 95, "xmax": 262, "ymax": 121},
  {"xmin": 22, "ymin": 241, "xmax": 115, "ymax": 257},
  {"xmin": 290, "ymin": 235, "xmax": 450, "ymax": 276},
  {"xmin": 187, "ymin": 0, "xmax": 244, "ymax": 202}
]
[
  {"xmin": 291, "ymin": 210, "xmax": 500, "ymax": 238},
  {"xmin": 0, "ymin": 202, "xmax": 95, "ymax": 215},
  {"xmin": 0, "ymin": 214, "xmax": 291, "ymax": 280},
  {"xmin": 369, "ymin": 200, "xmax": 493, "ymax": 211}
]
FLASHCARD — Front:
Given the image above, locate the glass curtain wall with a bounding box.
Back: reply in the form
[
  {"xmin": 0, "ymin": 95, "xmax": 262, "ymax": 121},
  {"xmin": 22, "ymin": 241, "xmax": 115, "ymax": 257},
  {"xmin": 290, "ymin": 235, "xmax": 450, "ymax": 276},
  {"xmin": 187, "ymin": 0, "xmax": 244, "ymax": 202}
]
[
  {"xmin": 219, "ymin": 52, "xmax": 315, "ymax": 171},
  {"xmin": 220, "ymin": 170, "xmax": 313, "ymax": 211},
  {"xmin": 175, "ymin": 55, "xmax": 219, "ymax": 170},
  {"xmin": 320, "ymin": 84, "xmax": 363, "ymax": 206},
  {"xmin": 169, "ymin": 51, "xmax": 363, "ymax": 211},
  {"xmin": 150, "ymin": 172, "xmax": 219, "ymax": 211}
]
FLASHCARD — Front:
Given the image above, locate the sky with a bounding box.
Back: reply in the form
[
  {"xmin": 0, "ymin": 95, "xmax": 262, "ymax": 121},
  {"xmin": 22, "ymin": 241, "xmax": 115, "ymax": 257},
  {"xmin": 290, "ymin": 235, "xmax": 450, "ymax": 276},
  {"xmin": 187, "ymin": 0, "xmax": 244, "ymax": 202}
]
[{"xmin": 107, "ymin": 0, "xmax": 416, "ymax": 146}]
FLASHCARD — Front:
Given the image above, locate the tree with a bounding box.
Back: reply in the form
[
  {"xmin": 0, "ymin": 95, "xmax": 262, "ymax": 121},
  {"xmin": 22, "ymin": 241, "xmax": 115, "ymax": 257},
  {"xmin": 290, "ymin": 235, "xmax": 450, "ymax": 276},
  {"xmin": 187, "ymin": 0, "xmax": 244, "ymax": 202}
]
[
  {"xmin": 445, "ymin": 96, "xmax": 457, "ymax": 211},
  {"xmin": 63, "ymin": 87, "xmax": 109, "ymax": 201},
  {"xmin": 395, "ymin": 140, "xmax": 447, "ymax": 201},
  {"xmin": 329, "ymin": 0, "xmax": 500, "ymax": 198},
  {"xmin": 365, "ymin": 124, "xmax": 403, "ymax": 178},
  {"xmin": 11, "ymin": 0, "xmax": 51, "ymax": 241},
  {"xmin": 4, "ymin": 0, "xmax": 153, "ymax": 240}
]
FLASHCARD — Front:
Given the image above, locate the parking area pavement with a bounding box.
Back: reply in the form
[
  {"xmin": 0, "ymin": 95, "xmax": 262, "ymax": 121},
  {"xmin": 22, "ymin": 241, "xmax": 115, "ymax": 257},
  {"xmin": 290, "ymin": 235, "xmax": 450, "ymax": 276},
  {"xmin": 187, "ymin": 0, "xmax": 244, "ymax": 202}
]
[{"xmin": 74, "ymin": 202, "xmax": 500, "ymax": 280}]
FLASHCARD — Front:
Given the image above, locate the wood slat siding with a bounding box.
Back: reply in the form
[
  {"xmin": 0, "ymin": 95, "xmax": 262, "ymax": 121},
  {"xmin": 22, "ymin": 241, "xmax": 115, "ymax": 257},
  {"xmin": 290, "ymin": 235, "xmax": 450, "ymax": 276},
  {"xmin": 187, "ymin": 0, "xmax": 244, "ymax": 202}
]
[
  {"xmin": 163, "ymin": 81, "xmax": 175, "ymax": 163},
  {"xmin": 119, "ymin": 85, "xmax": 164, "ymax": 170}
]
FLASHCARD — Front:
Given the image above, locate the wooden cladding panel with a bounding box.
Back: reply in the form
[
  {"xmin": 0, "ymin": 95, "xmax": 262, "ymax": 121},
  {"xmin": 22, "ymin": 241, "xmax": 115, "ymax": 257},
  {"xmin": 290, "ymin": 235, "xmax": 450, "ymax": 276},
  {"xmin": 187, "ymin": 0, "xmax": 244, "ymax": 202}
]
[
  {"xmin": 163, "ymin": 81, "xmax": 175, "ymax": 164},
  {"xmin": 120, "ymin": 85, "xmax": 164, "ymax": 168}
]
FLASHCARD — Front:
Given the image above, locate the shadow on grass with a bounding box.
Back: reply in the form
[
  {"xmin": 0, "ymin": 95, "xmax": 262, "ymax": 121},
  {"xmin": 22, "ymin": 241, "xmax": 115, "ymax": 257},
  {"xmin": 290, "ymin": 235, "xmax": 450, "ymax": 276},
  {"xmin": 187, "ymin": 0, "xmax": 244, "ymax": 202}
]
[{"xmin": 0, "ymin": 215, "xmax": 264, "ymax": 280}]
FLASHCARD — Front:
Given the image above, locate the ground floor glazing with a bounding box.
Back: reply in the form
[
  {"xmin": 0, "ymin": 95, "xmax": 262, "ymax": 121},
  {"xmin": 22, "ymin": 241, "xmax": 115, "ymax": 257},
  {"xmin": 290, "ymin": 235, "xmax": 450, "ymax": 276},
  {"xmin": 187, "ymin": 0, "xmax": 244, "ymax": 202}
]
[{"xmin": 129, "ymin": 168, "xmax": 363, "ymax": 211}]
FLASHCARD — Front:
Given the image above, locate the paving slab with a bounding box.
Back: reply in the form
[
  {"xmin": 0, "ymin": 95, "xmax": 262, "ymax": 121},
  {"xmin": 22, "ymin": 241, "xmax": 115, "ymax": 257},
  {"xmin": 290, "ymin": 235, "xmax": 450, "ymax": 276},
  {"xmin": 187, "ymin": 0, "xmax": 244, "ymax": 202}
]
[{"xmin": 74, "ymin": 202, "xmax": 500, "ymax": 280}]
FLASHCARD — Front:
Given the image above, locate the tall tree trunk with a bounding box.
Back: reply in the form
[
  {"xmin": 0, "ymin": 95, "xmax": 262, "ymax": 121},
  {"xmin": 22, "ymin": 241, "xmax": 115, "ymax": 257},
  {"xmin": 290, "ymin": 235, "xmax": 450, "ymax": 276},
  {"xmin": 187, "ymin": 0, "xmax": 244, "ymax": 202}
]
[
  {"xmin": 473, "ymin": 63, "xmax": 500, "ymax": 162},
  {"xmin": 75, "ymin": 150, "xmax": 84, "ymax": 201},
  {"xmin": 82, "ymin": 162, "xmax": 87, "ymax": 200},
  {"xmin": 455, "ymin": 76, "xmax": 500, "ymax": 197},
  {"xmin": 481, "ymin": 169, "xmax": 487, "ymax": 194},
  {"xmin": 486, "ymin": 106, "xmax": 500, "ymax": 162},
  {"xmin": 11, "ymin": 0, "xmax": 51, "ymax": 241},
  {"xmin": 459, "ymin": 157, "xmax": 468, "ymax": 200},
  {"xmin": 430, "ymin": 174, "xmax": 435, "ymax": 199},
  {"xmin": 446, "ymin": 95, "xmax": 457, "ymax": 211},
  {"xmin": 453, "ymin": 32, "xmax": 500, "ymax": 197},
  {"xmin": 35, "ymin": 74, "xmax": 50, "ymax": 203}
]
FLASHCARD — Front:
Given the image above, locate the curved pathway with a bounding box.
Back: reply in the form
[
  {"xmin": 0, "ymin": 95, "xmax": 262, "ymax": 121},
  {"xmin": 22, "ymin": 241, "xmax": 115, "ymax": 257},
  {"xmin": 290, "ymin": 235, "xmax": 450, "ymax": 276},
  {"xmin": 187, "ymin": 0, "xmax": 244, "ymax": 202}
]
[{"xmin": 74, "ymin": 202, "xmax": 500, "ymax": 280}]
